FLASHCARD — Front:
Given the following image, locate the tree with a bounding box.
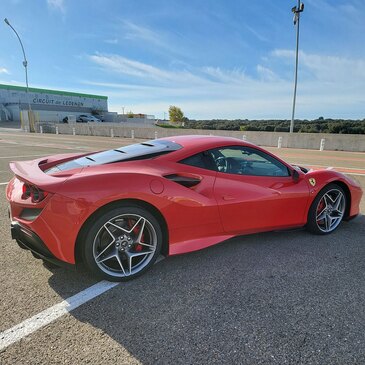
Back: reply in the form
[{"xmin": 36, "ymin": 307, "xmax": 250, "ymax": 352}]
[{"xmin": 169, "ymin": 105, "xmax": 184, "ymax": 125}]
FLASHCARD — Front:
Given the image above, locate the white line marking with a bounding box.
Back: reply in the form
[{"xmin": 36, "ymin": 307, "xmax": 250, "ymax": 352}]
[
  {"xmin": 0, "ymin": 154, "xmax": 47, "ymax": 159},
  {"xmin": 344, "ymin": 173, "xmax": 365, "ymax": 177},
  {"xmin": 0, "ymin": 280, "xmax": 119, "ymax": 351},
  {"xmin": 298, "ymin": 163, "xmax": 365, "ymax": 172},
  {"xmin": 294, "ymin": 163, "xmax": 365, "ymax": 176},
  {"xmin": 0, "ymin": 182, "xmax": 9, "ymax": 185}
]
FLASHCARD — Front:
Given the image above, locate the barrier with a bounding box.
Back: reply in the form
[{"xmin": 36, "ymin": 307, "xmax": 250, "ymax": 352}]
[{"xmin": 34, "ymin": 122, "xmax": 365, "ymax": 152}]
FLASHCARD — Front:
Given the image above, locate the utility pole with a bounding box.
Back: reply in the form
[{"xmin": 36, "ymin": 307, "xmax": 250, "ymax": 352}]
[
  {"xmin": 290, "ymin": 1, "xmax": 304, "ymax": 133},
  {"xmin": 4, "ymin": 18, "xmax": 32, "ymax": 130}
]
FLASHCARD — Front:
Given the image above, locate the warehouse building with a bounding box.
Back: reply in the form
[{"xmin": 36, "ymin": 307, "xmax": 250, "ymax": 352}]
[{"xmin": 0, "ymin": 83, "xmax": 110, "ymax": 123}]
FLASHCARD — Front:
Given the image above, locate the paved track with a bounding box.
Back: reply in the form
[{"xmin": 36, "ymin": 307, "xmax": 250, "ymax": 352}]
[{"xmin": 0, "ymin": 129, "xmax": 364, "ymax": 364}]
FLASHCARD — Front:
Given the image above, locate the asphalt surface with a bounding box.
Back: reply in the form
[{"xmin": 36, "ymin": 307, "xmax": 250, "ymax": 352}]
[{"xmin": 0, "ymin": 128, "xmax": 364, "ymax": 365}]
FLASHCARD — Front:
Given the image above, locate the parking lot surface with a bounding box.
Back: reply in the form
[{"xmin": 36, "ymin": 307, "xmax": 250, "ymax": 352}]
[{"xmin": 1, "ymin": 128, "xmax": 364, "ymax": 364}]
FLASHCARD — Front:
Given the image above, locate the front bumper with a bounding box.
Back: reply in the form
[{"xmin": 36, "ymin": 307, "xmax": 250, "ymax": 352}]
[{"xmin": 11, "ymin": 221, "xmax": 74, "ymax": 269}]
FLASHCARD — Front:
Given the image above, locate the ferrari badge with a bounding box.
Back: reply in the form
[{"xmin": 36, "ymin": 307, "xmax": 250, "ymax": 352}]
[{"xmin": 309, "ymin": 178, "xmax": 316, "ymax": 187}]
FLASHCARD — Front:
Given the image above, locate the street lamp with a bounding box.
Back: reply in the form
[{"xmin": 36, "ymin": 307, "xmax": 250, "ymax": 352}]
[
  {"xmin": 290, "ymin": 1, "xmax": 304, "ymax": 133},
  {"xmin": 4, "ymin": 18, "xmax": 32, "ymax": 129}
]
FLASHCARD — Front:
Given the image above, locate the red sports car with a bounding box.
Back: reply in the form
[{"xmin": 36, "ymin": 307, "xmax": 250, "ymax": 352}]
[{"xmin": 6, "ymin": 135, "xmax": 363, "ymax": 281}]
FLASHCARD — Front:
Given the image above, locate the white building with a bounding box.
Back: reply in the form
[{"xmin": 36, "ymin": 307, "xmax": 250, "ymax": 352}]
[{"xmin": 0, "ymin": 83, "xmax": 109, "ymax": 123}]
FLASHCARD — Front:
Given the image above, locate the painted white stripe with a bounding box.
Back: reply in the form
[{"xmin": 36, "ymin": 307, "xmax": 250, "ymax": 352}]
[
  {"xmin": 0, "ymin": 280, "xmax": 119, "ymax": 351},
  {"xmin": 0, "ymin": 154, "xmax": 47, "ymax": 159},
  {"xmin": 298, "ymin": 163, "xmax": 365, "ymax": 172},
  {"xmin": 294, "ymin": 163, "xmax": 365, "ymax": 176},
  {"xmin": 344, "ymin": 172, "xmax": 365, "ymax": 177},
  {"xmin": 0, "ymin": 182, "xmax": 9, "ymax": 185}
]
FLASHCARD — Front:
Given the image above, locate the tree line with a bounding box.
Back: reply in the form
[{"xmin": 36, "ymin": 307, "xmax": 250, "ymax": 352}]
[
  {"xmin": 183, "ymin": 118, "xmax": 365, "ymax": 134},
  {"xmin": 165, "ymin": 106, "xmax": 364, "ymax": 134}
]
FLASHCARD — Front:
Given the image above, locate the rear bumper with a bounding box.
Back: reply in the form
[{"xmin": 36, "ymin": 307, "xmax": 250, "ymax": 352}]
[{"xmin": 11, "ymin": 221, "xmax": 74, "ymax": 269}]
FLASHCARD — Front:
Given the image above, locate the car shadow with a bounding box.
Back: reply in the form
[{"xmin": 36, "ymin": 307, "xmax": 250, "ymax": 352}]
[{"xmin": 47, "ymin": 215, "xmax": 365, "ymax": 364}]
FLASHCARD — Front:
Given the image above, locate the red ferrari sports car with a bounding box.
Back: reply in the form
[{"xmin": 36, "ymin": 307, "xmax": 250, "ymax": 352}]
[{"xmin": 6, "ymin": 135, "xmax": 363, "ymax": 281}]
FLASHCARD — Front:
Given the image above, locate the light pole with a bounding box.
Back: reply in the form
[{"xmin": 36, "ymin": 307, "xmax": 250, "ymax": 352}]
[
  {"xmin": 290, "ymin": 1, "xmax": 304, "ymax": 133},
  {"xmin": 4, "ymin": 18, "xmax": 32, "ymax": 129}
]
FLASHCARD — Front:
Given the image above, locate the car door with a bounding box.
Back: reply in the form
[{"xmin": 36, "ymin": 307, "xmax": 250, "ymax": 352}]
[{"xmin": 211, "ymin": 146, "xmax": 310, "ymax": 234}]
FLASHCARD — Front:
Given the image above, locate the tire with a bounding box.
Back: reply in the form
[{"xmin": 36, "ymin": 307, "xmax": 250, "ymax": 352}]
[
  {"xmin": 82, "ymin": 206, "xmax": 162, "ymax": 281},
  {"xmin": 307, "ymin": 183, "xmax": 346, "ymax": 235}
]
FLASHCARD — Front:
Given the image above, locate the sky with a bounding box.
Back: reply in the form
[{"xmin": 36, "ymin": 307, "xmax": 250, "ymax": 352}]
[{"xmin": 1, "ymin": 0, "xmax": 364, "ymax": 120}]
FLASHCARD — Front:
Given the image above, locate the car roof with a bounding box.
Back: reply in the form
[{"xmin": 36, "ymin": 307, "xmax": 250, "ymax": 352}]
[
  {"xmin": 155, "ymin": 135, "xmax": 257, "ymax": 160},
  {"xmin": 155, "ymin": 135, "xmax": 294, "ymax": 170},
  {"xmin": 163, "ymin": 134, "xmax": 241, "ymax": 145}
]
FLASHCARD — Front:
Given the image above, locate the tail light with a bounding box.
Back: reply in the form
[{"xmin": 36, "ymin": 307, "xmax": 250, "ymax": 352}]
[{"xmin": 21, "ymin": 183, "xmax": 48, "ymax": 203}]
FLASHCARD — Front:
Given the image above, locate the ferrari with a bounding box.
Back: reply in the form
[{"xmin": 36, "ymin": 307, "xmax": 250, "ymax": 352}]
[{"xmin": 6, "ymin": 135, "xmax": 363, "ymax": 281}]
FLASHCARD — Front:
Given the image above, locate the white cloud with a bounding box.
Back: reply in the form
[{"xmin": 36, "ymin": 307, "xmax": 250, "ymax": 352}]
[
  {"xmin": 0, "ymin": 68, "xmax": 10, "ymax": 74},
  {"xmin": 272, "ymin": 49, "xmax": 365, "ymax": 83},
  {"xmin": 202, "ymin": 67, "xmax": 247, "ymax": 84},
  {"xmin": 89, "ymin": 54, "xmax": 209, "ymax": 85},
  {"xmin": 244, "ymin": 25, "xmax": 268, "ymax": 43},
  {"xmin": 47, "ymin": 0, "xmax": 65, "ymax": 13},
  {"xmin": 86, "ymin": 51, "xmax": 365, "ymax": 119},
  {"xmin": 119, "ymin": 20, "xmax": 186, "ymax": 57},
  {"xmin": 256, "ymin": 65, "xmax": 278, "ymax": 82},
  {"xmin": 123, "ymin": 21, "xmax": 164, "ymax": 47}
]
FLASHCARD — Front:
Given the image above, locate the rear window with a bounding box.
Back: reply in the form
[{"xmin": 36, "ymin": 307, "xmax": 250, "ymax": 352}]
[{"xmin": 45, "ymin": 140, "xmax": 181, "ymax": 174}]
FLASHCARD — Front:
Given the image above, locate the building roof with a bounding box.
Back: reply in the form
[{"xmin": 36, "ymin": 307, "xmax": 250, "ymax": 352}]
[{"xmin": 0, "ymin": 83, "xmax": 108, "ymax": 100}]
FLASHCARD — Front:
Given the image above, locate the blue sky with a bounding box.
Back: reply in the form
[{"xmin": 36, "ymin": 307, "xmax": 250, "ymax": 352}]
[{"xmin": 1, "ymin": 0, "xmax": 364, "ymax": 120}]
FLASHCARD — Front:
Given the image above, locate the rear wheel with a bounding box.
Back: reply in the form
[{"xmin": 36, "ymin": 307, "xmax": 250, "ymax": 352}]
[
  {"xmin": 82, "ymin": 206, "xmax": 162, "ymax": 281},
  {"xmin": 307, "ymin": 184, "xmax": 346, "ymax": 234}
]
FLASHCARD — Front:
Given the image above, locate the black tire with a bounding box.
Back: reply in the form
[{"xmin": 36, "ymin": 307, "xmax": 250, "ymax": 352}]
[
  {"xmin": 42, "ymin": 260, "xmax": 60, "ymax": 270},
  {"xmin": 307, "ymin": 183, "xmax": 346, "ymax": 235},
  {"xmin": 82, "ymin": 206, "xmax": 162, "ymax": 281}
]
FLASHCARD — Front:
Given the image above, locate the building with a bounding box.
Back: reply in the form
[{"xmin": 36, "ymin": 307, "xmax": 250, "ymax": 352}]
[{"xmin": 0, "ymin": 83, "xmax": 109, "ymax": 123}]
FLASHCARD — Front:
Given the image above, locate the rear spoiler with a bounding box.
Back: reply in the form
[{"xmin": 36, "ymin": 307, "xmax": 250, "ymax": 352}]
[{"xmin": 9, "ymin": 153, "xmax": 86, "ymax": 191}]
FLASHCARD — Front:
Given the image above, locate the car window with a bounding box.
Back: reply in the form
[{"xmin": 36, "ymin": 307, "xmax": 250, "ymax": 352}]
[
  {"xmin": 179, "ymin": 152, "xmax": 218, "ymax": 171},
  {"xmin": 210, "ymin": 146, "xmax": 290, "ymax": 177}
]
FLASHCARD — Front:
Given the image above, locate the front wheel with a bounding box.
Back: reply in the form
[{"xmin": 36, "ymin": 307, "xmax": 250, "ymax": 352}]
[
  {"xmin": 82, "ymin": 206, "xmax": 162, "ymax": 281},
  {"xmin": 307, "ymin": 184, "xmax": 346, "ymax": 235}
]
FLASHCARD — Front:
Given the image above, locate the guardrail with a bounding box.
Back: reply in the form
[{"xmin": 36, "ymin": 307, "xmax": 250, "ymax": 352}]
[{"xmin": 36, "ymin": 122, "xmax": 365, "ymax": 152}]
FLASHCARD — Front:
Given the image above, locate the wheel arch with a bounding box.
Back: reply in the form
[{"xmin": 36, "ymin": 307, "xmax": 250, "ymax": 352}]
[
  {"xmin": 330, "ymin": 180, "xmax": 351, "ymax": 219},
  {"xmin": 307, "ymin": 180, "xmax": 351, "ymax": 222},
  {"xmin": 74, "ymin": 198, "xmax": 169, "ymax": 264}
]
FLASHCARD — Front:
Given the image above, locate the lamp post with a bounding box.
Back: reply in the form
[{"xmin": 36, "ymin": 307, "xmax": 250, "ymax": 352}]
[
  {"xmin": 290, "ymin": 1, "xmax": 304, "ymax": 133},
  {"xmin": 4, "ymin": 18, "xmax": 32, "ymax": 129}
]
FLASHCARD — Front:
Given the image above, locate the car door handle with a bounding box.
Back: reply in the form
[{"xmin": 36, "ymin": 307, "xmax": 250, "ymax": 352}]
[{"xmin": 222, "ymin": 195, "xmax": 236, "ymax": 201}]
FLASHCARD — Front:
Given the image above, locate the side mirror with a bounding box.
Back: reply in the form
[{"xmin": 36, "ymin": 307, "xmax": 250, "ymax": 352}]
[{"xmin": 292, "ymin": 169, "xmax": 300, "ymax": 182}]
